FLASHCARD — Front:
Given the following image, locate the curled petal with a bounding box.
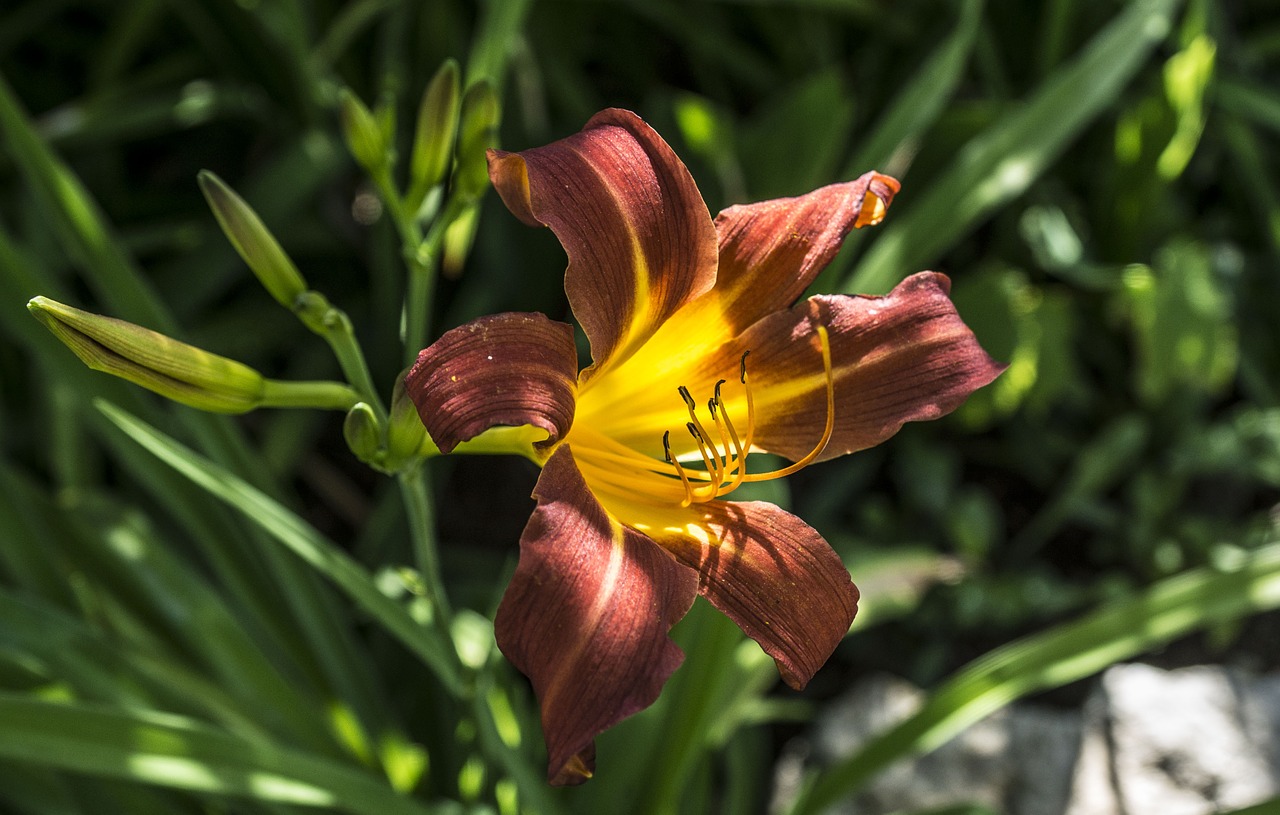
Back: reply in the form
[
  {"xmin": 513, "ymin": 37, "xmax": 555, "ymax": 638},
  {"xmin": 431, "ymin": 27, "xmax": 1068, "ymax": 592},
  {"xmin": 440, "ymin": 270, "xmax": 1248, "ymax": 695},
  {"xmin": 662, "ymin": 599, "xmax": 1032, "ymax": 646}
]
[
  {"xmin": 405, "ymin": 313, "xmax": 577, "ymax": 453},
  {"xmin": 496, "ymin": 447, "xmax": 698, "ymax": 784},
  {"xmin": 710, "ymin": 172, "xmax": 900, "ymax": 335},
  {"xmin": 488, "ymin": 109, "xmax": 718, "ymax": 378},
  {"xmin": 743, "ymin": 271, "xmax": 1006, "ymax": 461},
  {"xmin": 612, "ymin": 496, "xmax": 857, "ymax": 689}
]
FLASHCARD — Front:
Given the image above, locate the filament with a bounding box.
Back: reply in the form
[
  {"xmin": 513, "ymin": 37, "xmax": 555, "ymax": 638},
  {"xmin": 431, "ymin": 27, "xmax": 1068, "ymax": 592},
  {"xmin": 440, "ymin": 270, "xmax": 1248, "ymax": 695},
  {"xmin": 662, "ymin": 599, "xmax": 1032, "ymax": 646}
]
[{"xmin": 652, "ymin": 325, "xmax": 835, "ymax": 503}]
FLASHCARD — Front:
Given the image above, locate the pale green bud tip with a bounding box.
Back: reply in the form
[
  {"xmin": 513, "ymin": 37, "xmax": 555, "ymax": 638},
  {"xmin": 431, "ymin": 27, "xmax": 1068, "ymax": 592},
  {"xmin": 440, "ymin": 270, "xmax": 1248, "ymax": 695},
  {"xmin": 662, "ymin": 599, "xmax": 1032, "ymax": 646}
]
[
  {"xmin": 453, "ymin": 81, "xmax": 501, "ymax": 202},
  {"xmin": 375, "ymin": 92, "xmax": 397, "ymax": 152},
  {"xmin": 343, "ymin": 402, "xmax": 383, "ymax": 463},
  {"xmin": 28, "ymin": 296, "xmax": 265, "ymax": 414},
  {"xmin": 198, "ymin": 171, "xmax": 307, "ymax": 307},
  {"xmin": 387, "ymin": 371, "xmax": 427, "ymax": 464},
  {"xmin": 409, "ymin": 59, "xmax": 461, "ymax": 202},
  {"xmin": 339, "ymin": 89, "xmax": 385, "ymax": 171}
]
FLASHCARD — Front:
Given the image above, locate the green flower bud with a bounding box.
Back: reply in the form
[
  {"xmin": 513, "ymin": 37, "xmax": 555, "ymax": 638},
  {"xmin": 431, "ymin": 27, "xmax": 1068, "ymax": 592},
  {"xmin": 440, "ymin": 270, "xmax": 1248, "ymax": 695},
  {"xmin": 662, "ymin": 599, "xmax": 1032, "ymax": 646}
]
[
  {"xmin": 343, "ymin": 402, "xmax": 383, "ymax": 465},
  {"xmin": 386, "ymin": 371, "xmax": 428, "ymax": 468},
  {"xmin": 339, "ymin": 89, "xmax": 385, "ymax": 172},
  {"xmin": 29, "ymin": 297, "xmax": 265, "ymax": 413},
  {"xmin": 452, "ymin": 81, "xmax": 500, "ymax": 204},
  {"xmin": 198, "ymin": 171, "xmax": 307, "ymax": 308},
  {"xmin": 375, "ymin": 91, "xmax": 397, "ymax": 158},
  {"xmin": 442, "ymin": 206, "xmax": 478, "ymax": 280},
  {"xmin": 407, "ymin": 59, "xmax": 461, "ymax": 210}
]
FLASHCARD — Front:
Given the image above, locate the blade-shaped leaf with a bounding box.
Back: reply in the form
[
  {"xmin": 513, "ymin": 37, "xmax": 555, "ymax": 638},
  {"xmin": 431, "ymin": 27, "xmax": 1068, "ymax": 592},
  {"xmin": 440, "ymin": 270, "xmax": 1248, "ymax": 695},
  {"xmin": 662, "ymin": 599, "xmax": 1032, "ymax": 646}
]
[
  {"xmin": 845, "ymin": 0, "xmax": 1183, "ymax": 294},
  {"xmin": 0, "ymin": 694, "xmax": 431, "ymax": 815},
  {"xmin": 788, "ymin": 541, "xmax": 1280, "ymax": 814},
  {"xmin": 94, "ymin": 400, "xmax": 464, "ymax": 695}
]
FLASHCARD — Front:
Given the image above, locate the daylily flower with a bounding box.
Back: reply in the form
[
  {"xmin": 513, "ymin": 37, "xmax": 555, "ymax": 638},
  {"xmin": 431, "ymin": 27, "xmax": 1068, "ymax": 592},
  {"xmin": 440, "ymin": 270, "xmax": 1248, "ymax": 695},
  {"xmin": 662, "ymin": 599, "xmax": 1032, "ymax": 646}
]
[{"xmin": 406, "ymin": 109, "xmax": 1003, "ymax": 784}]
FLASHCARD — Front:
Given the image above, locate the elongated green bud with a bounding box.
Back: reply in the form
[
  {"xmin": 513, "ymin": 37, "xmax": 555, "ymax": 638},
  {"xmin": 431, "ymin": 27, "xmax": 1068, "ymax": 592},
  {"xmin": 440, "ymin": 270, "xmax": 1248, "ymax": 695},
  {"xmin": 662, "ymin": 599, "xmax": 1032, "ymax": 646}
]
[
  {"xmin": 339, "ymin": 89, "xmax": 385, "ymax": 172},
  {"xmin": 407, "ymin": 60, "xmax": 461, "ymax": 209},
  {"xmin": 452, "ymin": 81, "xmax": 500, "ymax": 203},
  {"xmin": 29, "ymin": 297, "xmax": 265, "ymax": 413},
  {"xmin": 343, "ymin": 402, "xmax": 382, "ymax": 464},
  {"xmin": 386, "ymin": 371, "xmax": 427, "ymax": 468},
  {"xmin": 442, "ymin": 206, "xmax": 478, "ymax": 280},
  {"xmin": 198, "ymin": 171, "xmax": 307, "ymax": 308}
]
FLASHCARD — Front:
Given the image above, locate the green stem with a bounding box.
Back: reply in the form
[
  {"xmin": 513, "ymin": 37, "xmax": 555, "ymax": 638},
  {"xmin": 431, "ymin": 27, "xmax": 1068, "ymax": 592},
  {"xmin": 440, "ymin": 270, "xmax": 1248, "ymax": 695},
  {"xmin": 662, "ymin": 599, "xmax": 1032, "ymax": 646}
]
[
  {"xmin": 397, "ymin": 461, "xmax": 453, "ymax": 625},
  {"xmin": 364, "ymin": 167, "xmax": 432, "ymax": 367},
  {"xmin": 259, "ymin": 379, "xmax": 361, "ymax": 410},
  {"xmin": 401, "ymin": 196, "xmax": 463, "ymax": 366},
  {"xmin": 319, "ymin": 307, "xmax": 387, "ymax": 421}
]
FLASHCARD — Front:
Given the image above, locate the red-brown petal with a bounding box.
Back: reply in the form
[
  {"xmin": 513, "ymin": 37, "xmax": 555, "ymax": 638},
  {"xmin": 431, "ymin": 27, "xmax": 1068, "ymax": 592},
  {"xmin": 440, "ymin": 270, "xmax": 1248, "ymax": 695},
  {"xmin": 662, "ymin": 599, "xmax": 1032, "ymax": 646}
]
[
  {"xmin": 628, "ymin": 499, "xmax": 858, "ymax": 690},
  {"xmin": 711, "ymin": 172, "xmax": 900, "ymax": 334},
  {"xmin": 487, "ymin": 109, "xmax": 718, "ymax": 379},
  {"xmin": 495, "ymin": 446, "xmax": 698, "ymax": 784},
  {"xmin": 405, "ymin": 312, "xmax": 578, "ymax": 454},
  {"xmin": 737, "ymin": 271, "xmax": 1004, "ymax": 461}
]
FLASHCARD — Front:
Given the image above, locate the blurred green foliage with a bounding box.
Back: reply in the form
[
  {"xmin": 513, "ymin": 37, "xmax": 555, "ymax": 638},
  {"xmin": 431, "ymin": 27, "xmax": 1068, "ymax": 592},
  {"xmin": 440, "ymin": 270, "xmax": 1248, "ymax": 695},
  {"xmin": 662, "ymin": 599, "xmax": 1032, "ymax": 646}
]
[{"xmin": 2, "ymin": 0, "xmax": 1280, "ymax": 813}]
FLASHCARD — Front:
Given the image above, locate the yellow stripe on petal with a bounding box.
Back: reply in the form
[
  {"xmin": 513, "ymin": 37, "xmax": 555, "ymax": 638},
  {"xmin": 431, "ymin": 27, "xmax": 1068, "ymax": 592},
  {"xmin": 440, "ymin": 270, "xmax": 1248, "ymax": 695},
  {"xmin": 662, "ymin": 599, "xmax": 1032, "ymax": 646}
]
[{"xmin": 489, "ymin": 110, "xmax": 717, "ymax": 380}]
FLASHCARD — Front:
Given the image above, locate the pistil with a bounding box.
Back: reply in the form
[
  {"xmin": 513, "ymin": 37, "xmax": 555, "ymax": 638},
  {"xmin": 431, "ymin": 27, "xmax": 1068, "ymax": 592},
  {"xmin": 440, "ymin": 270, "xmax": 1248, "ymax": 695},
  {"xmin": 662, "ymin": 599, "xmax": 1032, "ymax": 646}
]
[
  {"xmin": 569, "ymin": 326, "xmax": 835, "ymax": 509},
  {"xmin": 658, "ymin": 325, "xmax": 834, "ymax": 506}
]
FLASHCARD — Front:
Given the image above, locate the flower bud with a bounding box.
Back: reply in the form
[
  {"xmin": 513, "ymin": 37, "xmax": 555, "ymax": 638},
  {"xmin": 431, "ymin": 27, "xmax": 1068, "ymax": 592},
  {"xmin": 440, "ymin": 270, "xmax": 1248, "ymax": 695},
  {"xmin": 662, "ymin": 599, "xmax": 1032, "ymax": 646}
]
[
  {"xmin": 386, "ymin": 371, "xmax": 428, "ymax": 468},
  {"xmin": 452, "ymin": 81, "xmax": 500, "ymax": 204},
  {"xmin": 198, "ymin": 171, "xmax": 307, "ymax": 308},
  {"xmin": 29, "ymin": 297, "xmax": 265, "ymax": 413},
  {"xmin": 339, "ymin": 89, "xmax": 386, "ymax": 173},
  {"xmin": 407, "ymin": 59, "xmax": 461, "ymax": 209},
  {"xmin": 343, "ymin": 402, "xmax": 383, "ymax": 464},
  {"xmin": 442, "ymin": 206, "xmax": 478, "ymax": 280},
  {"xmin": 375, "ymin": 92, "xmax": 397, "ymax": 158}
]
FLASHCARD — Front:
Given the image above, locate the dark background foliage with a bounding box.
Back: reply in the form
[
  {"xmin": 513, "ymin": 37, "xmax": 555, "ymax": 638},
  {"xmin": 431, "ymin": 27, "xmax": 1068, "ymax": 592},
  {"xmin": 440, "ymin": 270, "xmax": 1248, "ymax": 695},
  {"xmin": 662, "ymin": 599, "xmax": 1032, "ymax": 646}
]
[{"xmin": 1, "ymin": 0, "xmax": 1278, "ymax": 812}]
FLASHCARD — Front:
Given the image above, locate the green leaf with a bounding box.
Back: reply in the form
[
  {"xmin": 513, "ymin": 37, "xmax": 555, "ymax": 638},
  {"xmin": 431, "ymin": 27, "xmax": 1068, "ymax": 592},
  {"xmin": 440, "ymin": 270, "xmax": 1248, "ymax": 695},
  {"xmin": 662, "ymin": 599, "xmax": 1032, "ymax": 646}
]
[
  {"xmin": 465, "ymin": 0, "xmax": 534, "ymax": 89},
  {"xmin": 1122, "ymin": 239, "xmax": 1238, "ymax": 403},
  {"xmin": 1217, "ymin": 77, "xmax": 1280, "ymax": 137},
  {"xmin": 741, "ymin": 68, "xmax": 856, "ymax": 200},
  {"xmin": 787, "ymin": 541, "xmax": 1280, "ymax": 814},
  {"xmin": 94, "ymin": 400, "xmax": 464, "ymax": 695},
  {"xmin": 0, "ymin": 72, "xmax": 173, "ymax": 330},
  {"xmin": 845, "ymin": 0, "xmax": 1183, "ymax": 294},
  {"xmin": 0, "ymin": 694, "xmax": 431, "ymax": 815},
  {"xmin": 844, "ymin": 0, "xmax": 983, "ymax": 176}
]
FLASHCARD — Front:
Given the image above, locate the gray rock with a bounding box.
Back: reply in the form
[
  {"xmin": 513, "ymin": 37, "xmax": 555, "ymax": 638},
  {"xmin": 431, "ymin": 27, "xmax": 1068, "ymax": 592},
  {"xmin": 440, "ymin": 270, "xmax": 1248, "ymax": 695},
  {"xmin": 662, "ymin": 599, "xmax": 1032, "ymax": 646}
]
[
  {"xmin": 1065, "ymin": 664, "xmax": 1280, "ymax": 815},
  {"xmin": 788, "ymin": 673, "xmax": 1080, "ymax": 815},
  {"xmin": 779, "ymin": 664, "xmax": 1280, "ymax": 815}
]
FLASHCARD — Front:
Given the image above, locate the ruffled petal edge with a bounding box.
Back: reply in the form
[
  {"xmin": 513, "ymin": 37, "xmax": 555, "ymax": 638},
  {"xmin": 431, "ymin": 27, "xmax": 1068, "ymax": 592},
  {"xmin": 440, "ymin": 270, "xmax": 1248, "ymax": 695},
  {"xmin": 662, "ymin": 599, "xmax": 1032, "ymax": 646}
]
[{"xmin": 405, "ymin": 312, "xmax": 578, "ymax": 454}]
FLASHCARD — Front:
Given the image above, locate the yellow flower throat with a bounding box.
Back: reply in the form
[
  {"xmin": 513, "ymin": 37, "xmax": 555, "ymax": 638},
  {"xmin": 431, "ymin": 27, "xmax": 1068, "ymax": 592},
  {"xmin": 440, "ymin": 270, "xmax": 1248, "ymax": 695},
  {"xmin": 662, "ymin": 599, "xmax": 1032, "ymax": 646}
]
[{"xmin": 570, "ymin": 326, "xmax": 835, "ymax": 508}]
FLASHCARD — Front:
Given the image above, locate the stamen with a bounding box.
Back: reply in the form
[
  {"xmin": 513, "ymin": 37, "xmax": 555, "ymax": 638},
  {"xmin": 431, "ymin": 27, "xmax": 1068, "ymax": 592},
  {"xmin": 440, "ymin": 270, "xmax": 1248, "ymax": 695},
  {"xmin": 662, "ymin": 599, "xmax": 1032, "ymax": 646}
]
[
  {"xmin": 687, "ymin": 421, "xmax": 721, "ymax": 487},
  {"xmin": 663, "ymin": 430, "xmax": 696, "ymax": 506},
  {"xmin": 712, "ymin": 379, "xmax": 748, "ymax": 493},
  {"xmin": 740, "ymin": 352, "xmax": 757, "ymax": 466},
  {"xmin": 644, "ymin": 329, "xmax": 834, "ymax": 505},
  {"xmin": 679, "ymin": 385, "xmax": 724, "ymax": 480},
  {"xmin": 742, "ymin": 323, "xmax": 835, "ymax": 482}
]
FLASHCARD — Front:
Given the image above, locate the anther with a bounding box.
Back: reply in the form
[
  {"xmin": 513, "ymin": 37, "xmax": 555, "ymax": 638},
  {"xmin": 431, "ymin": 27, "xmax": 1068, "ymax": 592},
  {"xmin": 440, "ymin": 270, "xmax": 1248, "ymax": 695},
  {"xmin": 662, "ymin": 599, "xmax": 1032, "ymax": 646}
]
[
  {"xmin": 739, "ymin": 351, "xmax": 750, "ymax": 384},
  {"xmin": 678, "ymin": 385, "xmax": 696, "ymax": 411}
]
